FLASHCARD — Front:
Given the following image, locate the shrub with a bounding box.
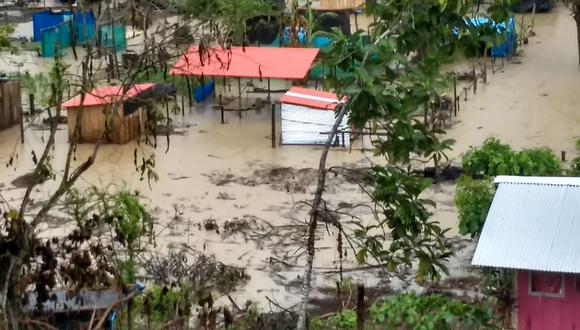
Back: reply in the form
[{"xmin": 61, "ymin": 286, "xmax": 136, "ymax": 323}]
[
  {"xmin": 455, "ymin": 176, "xmax": 494, "ymax": 237},
  {"xmin": 462, "ymin": 138, "xmax": 514, "ymax": 177},
  {"xmin": 370, "ymin": 293, "xmax": 497, "ymax": 330},
  {"xmin": 462, "ymin": 138, "xmax": 562, "ymax": 177}
]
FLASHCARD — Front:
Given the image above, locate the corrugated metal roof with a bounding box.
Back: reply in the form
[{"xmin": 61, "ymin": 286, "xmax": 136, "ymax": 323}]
[
  {"xmin": 170, "ymin": 46, "xmax": 319, "ymax": 80},
  {"xmin": 280, "ymin": 87, "xmax": 342, "ymax": 110},
  {"xmin": 62, "ymin": 83, "xmax": 156, "ymax": 109},
  {"xmin": 472, "ymin": 176, "xmax": 580, "ymax": 273}
]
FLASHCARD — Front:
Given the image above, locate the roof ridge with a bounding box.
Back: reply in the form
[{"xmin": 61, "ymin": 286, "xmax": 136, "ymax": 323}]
[{"xmin": 494, "ymin": 175, "xmax": 580, "ymax": 187}]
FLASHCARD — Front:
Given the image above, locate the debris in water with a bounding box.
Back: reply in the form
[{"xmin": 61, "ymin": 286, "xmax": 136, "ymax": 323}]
[
  {"xmin": 217, "ymin": 192, "xmax": 235, "ymax": 200},
  {"xmin": 11, "ymin": 172, "xmax": 45, "ymax": 188},
  {"xmin": 202, "ymin": 217, "xmax": 219, "ymax": 233}
]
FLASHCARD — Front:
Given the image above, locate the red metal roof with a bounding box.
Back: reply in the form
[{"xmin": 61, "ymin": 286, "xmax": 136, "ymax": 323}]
[
  {"xmin": 280, "ymin": 87, "xmax": 343, "ymax": 110},
  {"xmin": 62, "ymin": 83, "xmax": 155, "ymax": 110},
  {"xmin": 170, "ymin": 46, "xmax": 319, "ymax": 80}
]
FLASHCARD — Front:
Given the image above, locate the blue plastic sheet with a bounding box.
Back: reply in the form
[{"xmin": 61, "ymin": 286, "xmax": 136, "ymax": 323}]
[
  {"xmin": 33, "ymin": 10, "xmax": 72, "ymax": 42},
  {"xmin": 465, "ymin": 17, "xmax": 516, "ymax": 58},
  {"xmin": 41, "ymin": 21, "xmax": 72, "ymax": 58},
  {"xmin": 99, "ymin": 24, "xmax": 127, "ymax": 51},
  {"xmin": 39, "ymin": 11, "xmax": 96, "ymax": 57}
]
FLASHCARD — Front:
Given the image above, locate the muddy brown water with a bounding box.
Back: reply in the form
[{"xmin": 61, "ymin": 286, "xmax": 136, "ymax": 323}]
[{"xmin": 1, "ymin": 7, "xmax": 579, "ymax": 308}]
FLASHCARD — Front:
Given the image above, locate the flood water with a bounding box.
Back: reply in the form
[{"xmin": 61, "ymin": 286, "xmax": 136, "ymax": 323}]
[{"xmin": 1, "ymin": 6, "xmax": 579, "ymax": 307}]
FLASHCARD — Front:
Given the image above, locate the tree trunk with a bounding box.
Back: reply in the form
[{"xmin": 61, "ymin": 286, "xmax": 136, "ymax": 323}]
[
  {"xmin": 576, "ymin": 7, "xmax": 580, "ymax": 65},
  {"xmin": 296, "ymin": 105, "xmax": 348, "ymax": 330}
]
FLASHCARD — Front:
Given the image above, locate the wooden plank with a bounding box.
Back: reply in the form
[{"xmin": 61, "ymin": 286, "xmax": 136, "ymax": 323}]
[{"xmin": 0, "ymin": 82, "xmax": 6, "ymax": 128}]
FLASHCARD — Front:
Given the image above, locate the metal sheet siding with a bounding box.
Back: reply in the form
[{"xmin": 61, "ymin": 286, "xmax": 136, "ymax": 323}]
[
  {"xmin": 281, "ymin": 104, "xmax": 350, "ymax": 146},
  {"xmin": 472, "ymin": 179, "xmax": 580, "ymax": 273}
]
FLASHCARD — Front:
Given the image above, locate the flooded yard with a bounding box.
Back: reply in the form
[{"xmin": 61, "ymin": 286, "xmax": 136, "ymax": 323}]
[{"xmin": 1, "ymin": 5, "xmax": 579, "ymax": 310}]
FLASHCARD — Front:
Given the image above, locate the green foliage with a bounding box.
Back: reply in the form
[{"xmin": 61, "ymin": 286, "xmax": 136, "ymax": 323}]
[
  {"xmin": 571, "ymin": 156, "xmax": 580, "ymax": 175},
  {"xmin": 175, "ymin": 0, "xmax": 272, "ymax": 45},
  {"xmin": 43, "ymin": 54, "xmax": 70, "ymax": 113},
  {"xmin": 518, "ymin": 148, "xmax": 562, "ymax": 176},
  {"xmin": 455, "ymin": 176, "xmax": 494, "ymax": 237},
  {"xmin": 311, "ymin": 309, "xmax": 357, "ymax": 330},
  {"xmin": 353, "ymin": 166, "xmax": 451, "ymax": 281},
  {"xmin": 327, "ymin": 309, "xmax": 357, "ymax": 329},
  {"xmin": 462, "ymin": 138, "xmax": 562, "ymax": 177},
  {"xmin": 0, "ymin": 24, "xmax": 15, "ymax": 51},
  {"xmin": 457, "ymin": 138, "xmax": 563, "ymax": 237},
  {"xmin": 316, "ymin": 0, "xmax": 515, "ymax": 282},
  {"xmin": 310, "ymin": 294, "xmax": 497, "ymax": 330},
  {"xmin": 370, "ymin": 293, "xmax": 497, "ymax": 329},
  {"xmin": 64, "ymin": 187, "xmax": 155, "ymax": 285},
  {"xmin": 481, "ymin": 269, "xmax": 515, "ymax": 325},
  {"xmin": 132, "ymin": 285, "xmax": 194, "ymax": 327},
  {"xmin": 462, "ymin": 138, "xmax": 513, "ymax": 177}
]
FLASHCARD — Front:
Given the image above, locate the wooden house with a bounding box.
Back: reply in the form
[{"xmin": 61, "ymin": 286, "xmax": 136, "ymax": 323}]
[
  {"xmin": 472, "ymin": 176, "xmax": 580, "ymax": 329},
  {"xmin": 62, "ymin": 84, "xmax": 156, "ymax": 144},
  {"xmin": 0, "ymin": 79, "xmax": 22, "ymax": 131}
]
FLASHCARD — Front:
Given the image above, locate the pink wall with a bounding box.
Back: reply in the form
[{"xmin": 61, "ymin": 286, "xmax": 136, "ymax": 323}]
[{"xmin": 518, "ymin": 271, "xmax": 580, "ymax": 330}]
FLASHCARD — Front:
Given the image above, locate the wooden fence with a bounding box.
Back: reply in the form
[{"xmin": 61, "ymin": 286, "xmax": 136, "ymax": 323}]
[{"xmin": 0, "ymin": 80, "xmax": 22, "ymax": 130}]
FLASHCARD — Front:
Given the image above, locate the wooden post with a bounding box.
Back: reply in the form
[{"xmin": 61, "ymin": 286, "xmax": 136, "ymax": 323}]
[
  {"xmin": 237, "ymin": 78, "xmax": 242, "ymax": 119},
  {"xmin": 19, "ymin": 105, "xmax": 24, "ymax": 144},
  {"xmin": 181, "ymin": 95, "xmax": 185, "ymax": 116},
  {"xmin": 165, "ymin": 97, "xmax": 169, "ymax": 123},
  {"xmin": 356, "ymin": 284, "xmax": 365, "ymax": 330},
  {"xmin": 519, "ymin": 15, "xmax": 525, "ymax": 47},
  {"xmin": 185, "ymin": 76, "xmax": 193, "ymax": 107},
  {"xmin": 453, "ymin": 74, "xmax": 457, "ymax": 117},
  {"xmin": 341, "ymin": 131, "xmax": 345, "ymax": 148},
  {"xmin": 561, "ymin": 151, "xmax": 566, "ymax": 162},
  {"xmin": 271, "ymin": 102, "xmax": 276, "ymax": 148},
  {"xmin": 127, "ymin": 299, "xmax": 133, "ymax": 330},
  {"xmin": 29, "ymin": 93, "xmax": 35, "ymax": 115},
  {"xmin": 220, "ymin": 95, "xmax": 225, "ymax": 124},
  {"xmin": 483, "ymin": 63, "xmax": 487, "ymax": 84},
  {"xmin": 472, "ymin": 67, "xmax": 477, "ymax": 94},
  {"xmin": 423, "ymin": 103, "xmax": 428, "ymax": 127},
  {"xmin": 531, "ymin": 3, "xmax": 536, "ymax": 35},
  {"xmin": 267, "ymin": 78, "xmax": 271, "ymax": 100}
]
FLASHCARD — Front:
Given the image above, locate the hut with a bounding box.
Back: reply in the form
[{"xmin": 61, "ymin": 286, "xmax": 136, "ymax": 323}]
[
  {"xmin": 0, "ymin": 79, "xmax": 22, "ymax": 131},
  {"xmin": 472, "ymin": 176, "xmax": 580, "ymax": 329},
  {"xmin": 171, "ymin": 46, "xmax": 319, "ymax": 110},
  {"xmin": 62, "ymin": 83, "xmax": 156, "ymax": 144},
  {"xmin": 279, "ymin": 87, "xmax": 349, "ymax": 147}
]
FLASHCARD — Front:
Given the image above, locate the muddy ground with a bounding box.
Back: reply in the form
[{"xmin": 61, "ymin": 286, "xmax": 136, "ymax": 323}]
[{"xmin": 1, "ymin": 6, "xmax": 579, "ymax": 311}]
